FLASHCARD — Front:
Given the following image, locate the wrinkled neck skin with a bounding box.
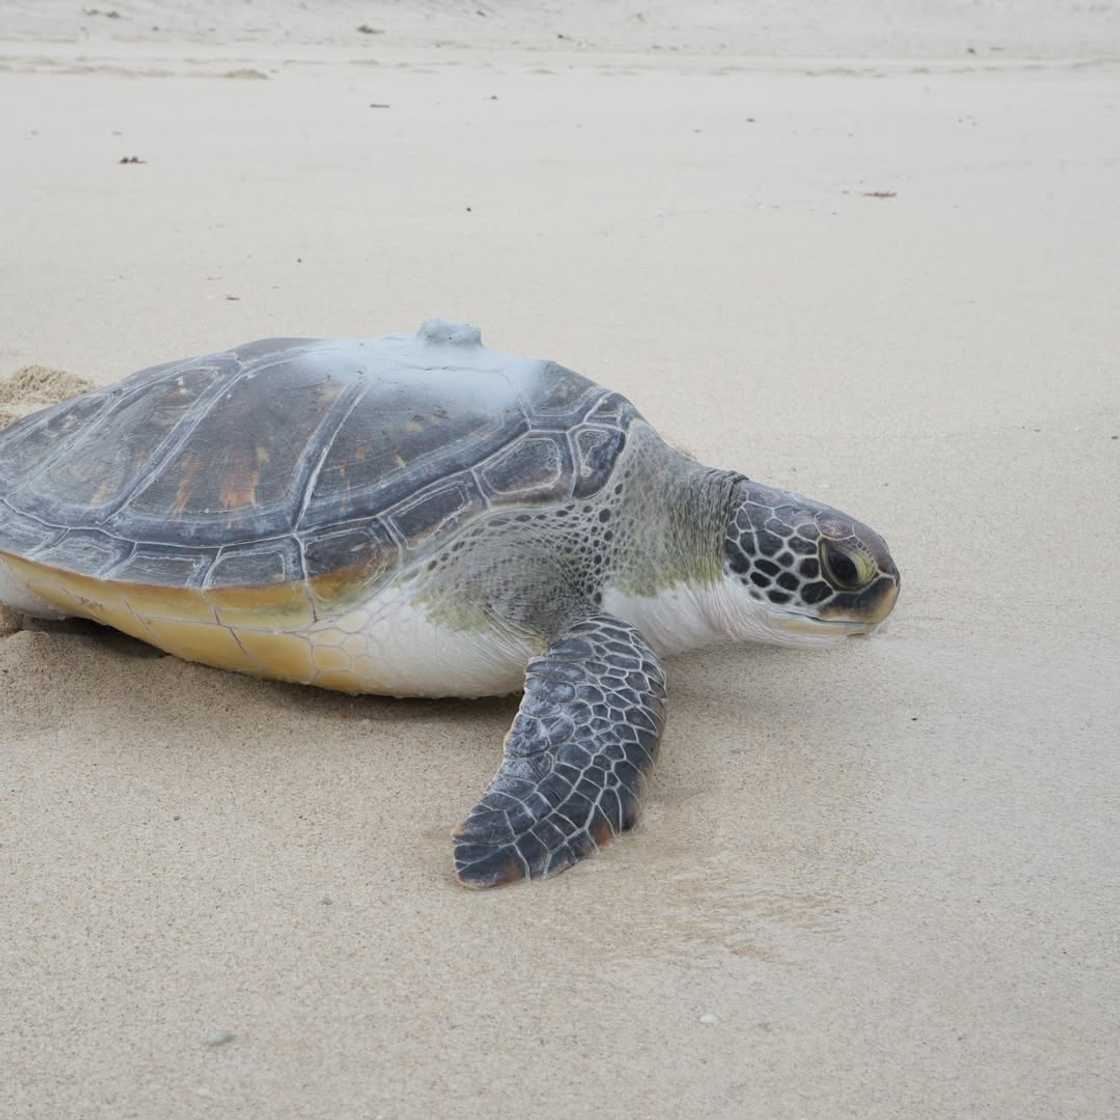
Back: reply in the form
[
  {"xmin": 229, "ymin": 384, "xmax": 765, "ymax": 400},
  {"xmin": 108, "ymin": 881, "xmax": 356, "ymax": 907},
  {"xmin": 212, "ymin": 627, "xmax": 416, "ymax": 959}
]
[{"xmin": 602, "ymin": 433, "xmax": 833, "ymax": 656}]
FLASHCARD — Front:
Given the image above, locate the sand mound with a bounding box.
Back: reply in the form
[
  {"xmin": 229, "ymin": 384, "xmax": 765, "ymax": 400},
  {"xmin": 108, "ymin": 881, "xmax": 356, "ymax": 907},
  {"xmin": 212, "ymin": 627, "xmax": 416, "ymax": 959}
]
[
  {"xmin": 0, "ymin": 364, "xmax": 94, "ymax": 431},
  {"xmin": 0, "ymin": 365, "xmax": 94, "ymax": 631}
]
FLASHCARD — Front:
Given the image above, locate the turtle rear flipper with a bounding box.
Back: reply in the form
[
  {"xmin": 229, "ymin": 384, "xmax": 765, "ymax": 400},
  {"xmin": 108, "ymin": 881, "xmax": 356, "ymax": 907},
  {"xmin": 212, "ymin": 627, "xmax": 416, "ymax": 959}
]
[{"xmin": 454, "ymin": 614, "xmax": 666, "ymax": 888}]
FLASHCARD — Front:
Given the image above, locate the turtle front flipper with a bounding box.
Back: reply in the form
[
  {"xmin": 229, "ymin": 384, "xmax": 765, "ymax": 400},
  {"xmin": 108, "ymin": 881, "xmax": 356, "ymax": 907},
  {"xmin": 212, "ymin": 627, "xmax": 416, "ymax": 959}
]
[{"xmin": 454, "ymin": 614, "xmax": 667, "ymax": 888}]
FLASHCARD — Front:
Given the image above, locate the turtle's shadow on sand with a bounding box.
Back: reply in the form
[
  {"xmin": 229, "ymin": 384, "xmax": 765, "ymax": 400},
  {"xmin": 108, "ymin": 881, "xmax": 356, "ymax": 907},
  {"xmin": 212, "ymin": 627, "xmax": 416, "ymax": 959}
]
[{"xmin": 26, "ymin": 615, "xmax": 167, "ymax": 658}]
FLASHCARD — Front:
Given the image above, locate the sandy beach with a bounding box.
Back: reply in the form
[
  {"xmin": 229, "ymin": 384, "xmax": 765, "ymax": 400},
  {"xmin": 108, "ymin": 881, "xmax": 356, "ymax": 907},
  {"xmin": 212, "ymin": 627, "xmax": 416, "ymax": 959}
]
[{"xmin": 2, "ymin": 3, "xmax": 1118, "ymax": 1117}]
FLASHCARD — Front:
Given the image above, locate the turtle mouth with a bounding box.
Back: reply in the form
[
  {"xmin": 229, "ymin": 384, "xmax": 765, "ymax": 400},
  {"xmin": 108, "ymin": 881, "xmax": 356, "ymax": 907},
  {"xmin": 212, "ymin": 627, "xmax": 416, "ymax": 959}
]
[
  {"xmin": 776, "ymin": 611, "xmax": 874, "ymax": 637},
  {"xmin": 770, "ymin": 609, "xmax": 882, "ymax": 645},
  {"xmin": 762, "ymin": 572, "xmax": 899, "ymax": 645}
]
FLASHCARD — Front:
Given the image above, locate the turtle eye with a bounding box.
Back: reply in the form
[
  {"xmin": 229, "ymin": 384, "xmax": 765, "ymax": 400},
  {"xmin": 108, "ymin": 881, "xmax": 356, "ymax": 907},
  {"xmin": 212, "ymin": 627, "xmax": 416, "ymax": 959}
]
[{"xmin": 820, "ymin": 540, "xmax": 875, "ymax": 591}]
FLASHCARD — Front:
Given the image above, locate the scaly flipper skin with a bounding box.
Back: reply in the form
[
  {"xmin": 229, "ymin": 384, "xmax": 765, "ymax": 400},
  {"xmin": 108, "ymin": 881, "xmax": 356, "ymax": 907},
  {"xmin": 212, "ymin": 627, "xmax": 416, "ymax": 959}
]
[{"xmin": 454, "ymin": 614, "xmax": 667, "ymax": 888}]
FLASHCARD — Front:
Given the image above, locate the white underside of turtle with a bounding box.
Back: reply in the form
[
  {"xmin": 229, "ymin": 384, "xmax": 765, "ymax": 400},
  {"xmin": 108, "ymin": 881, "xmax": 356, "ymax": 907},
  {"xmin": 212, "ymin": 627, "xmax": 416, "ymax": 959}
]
[
  {"xmin": 0, "ymin": 553, "xmax": 533, "ymax": 696},
  {"xmin": 0, "ymin": 320, "xmax": 900, "ymax": 886}
]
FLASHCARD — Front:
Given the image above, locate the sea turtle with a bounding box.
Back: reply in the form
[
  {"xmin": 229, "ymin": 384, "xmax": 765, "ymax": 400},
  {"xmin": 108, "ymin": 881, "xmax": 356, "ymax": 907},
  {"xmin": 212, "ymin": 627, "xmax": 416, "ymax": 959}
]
[{"xmin": 0, "ymin": 320, "xmax": 900, "ymax": 886}]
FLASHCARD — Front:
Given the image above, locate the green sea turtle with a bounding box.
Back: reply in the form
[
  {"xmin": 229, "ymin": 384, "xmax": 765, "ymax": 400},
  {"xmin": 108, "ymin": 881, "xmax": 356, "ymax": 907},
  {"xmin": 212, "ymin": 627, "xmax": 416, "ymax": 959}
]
[{"xmin": 0, "ymin": 320, "xmax": 899, "ymax": 886}]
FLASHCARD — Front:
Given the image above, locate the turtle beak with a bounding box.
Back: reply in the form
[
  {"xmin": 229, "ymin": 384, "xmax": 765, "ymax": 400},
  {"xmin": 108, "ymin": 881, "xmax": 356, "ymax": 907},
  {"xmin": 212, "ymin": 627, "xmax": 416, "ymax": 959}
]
[
  {"xmin": 819, "ymin": 572, "xmax": 900, "ymax": 631},
  {"xmin": 864, "ymin": 543, "xmax": 901, "ymax": 625},
  {"xmin": 863, "ymin": 575, "xmax": 900, "ymax": 624}
]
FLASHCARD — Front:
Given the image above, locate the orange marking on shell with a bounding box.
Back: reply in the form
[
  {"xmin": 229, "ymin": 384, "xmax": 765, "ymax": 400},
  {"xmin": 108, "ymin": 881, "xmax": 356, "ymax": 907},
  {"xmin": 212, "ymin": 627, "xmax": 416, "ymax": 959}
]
[
  {"xmin": 218, "ymin": 447, "xmax": 260, "ymax": 509},
  {"xmin": 171, "ymin": 452, "xmax": 205, "ymax": 517}
]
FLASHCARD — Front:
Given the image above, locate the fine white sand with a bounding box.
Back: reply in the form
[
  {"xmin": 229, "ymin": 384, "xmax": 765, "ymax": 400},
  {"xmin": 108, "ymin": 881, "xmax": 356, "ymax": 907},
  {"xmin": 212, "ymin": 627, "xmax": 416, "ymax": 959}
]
[{"xmin": 1, "ymin": 4, "xmax": 1118, "ymax": 1118}]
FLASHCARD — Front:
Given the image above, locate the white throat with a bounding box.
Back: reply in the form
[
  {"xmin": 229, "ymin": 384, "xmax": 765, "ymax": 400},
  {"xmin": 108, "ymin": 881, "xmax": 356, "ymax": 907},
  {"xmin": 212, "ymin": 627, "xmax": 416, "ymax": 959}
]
[
  {"xmin": 602, "ymin": 576, "xmax": 849, "ymax": 656},
  {"xmin": 601, "ymin": 579, "xmax": 738, "ymax": 657}
]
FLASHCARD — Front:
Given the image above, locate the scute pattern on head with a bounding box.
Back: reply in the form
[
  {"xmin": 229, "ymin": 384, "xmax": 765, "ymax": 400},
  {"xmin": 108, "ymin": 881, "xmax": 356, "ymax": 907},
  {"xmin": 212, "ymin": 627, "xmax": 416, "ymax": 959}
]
[
  {"xmin": 725, "ymin": 482, "xmax": 833, "ymax": 609},
  {"xmin": 723, "ymin": 479, "xmax": 899, "ymax": 623}
]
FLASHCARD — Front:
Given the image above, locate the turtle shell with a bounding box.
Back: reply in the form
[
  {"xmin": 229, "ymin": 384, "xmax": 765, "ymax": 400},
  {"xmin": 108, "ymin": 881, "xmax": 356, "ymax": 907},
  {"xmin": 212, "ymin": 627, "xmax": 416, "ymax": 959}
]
[{"xmin": 0, "ymin": 321, "xmax": 639, "ymax": 616}]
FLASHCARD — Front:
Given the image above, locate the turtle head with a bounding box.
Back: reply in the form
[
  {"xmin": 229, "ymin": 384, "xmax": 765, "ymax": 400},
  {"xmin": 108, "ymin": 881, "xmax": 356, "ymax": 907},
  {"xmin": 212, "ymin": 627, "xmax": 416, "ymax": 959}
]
[{"xmin": 717, "ymin": 476, "xmax": 900, "ymax": 646}]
